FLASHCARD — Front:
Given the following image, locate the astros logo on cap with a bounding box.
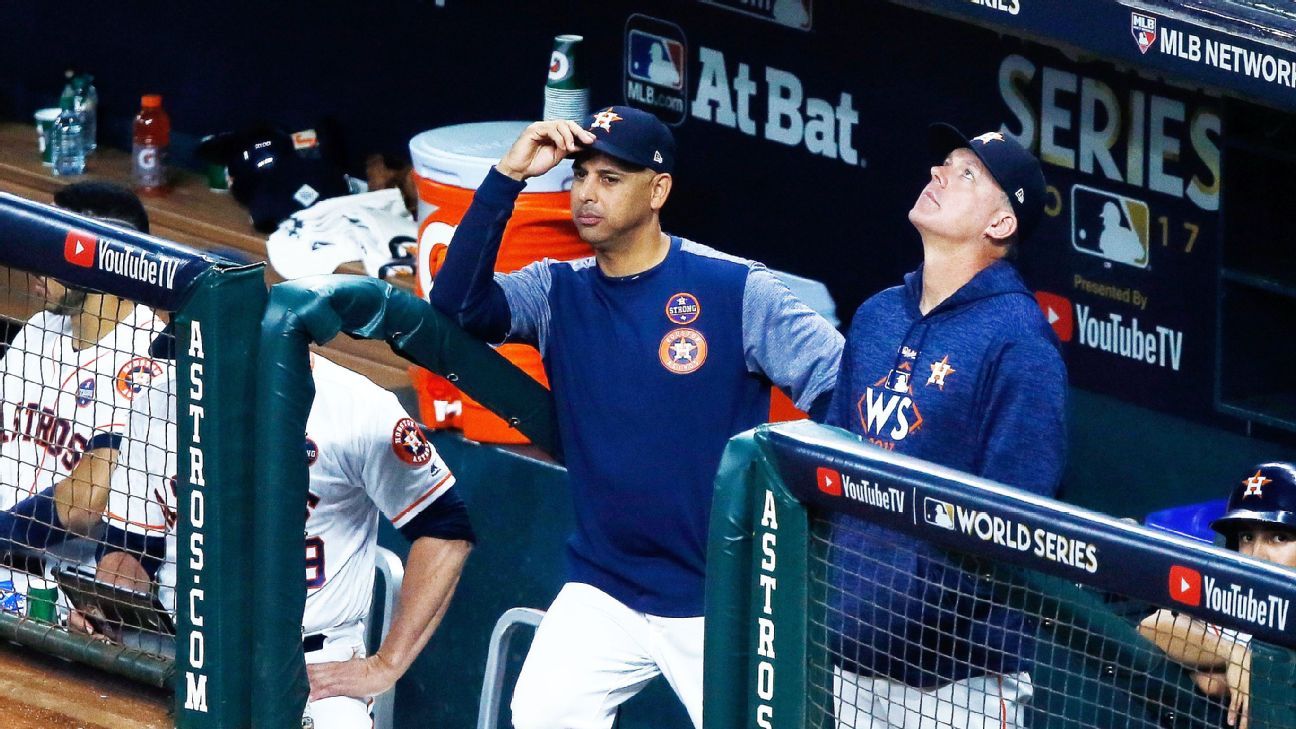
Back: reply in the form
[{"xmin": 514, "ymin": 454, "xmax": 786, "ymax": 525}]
[
  {"xmin": 659, "ymin": 327, "xmax": 708, "ymax": 374},
  {"xmin": 590, "ymin": 108, "xmax": 624, "ymax": 132},
  {"xmin": 1243, "ymin": 470, "xmax": 1271, "ymax": 497}
]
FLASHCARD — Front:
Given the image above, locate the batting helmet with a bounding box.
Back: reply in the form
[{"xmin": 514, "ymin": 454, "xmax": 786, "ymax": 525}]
[{"xmin": 1210, "ymin": 462, "xmax": 1296, "ymax": 548}]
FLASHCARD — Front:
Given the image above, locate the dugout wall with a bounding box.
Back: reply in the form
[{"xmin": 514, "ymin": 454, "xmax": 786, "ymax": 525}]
[{"xmin": 706, "ymin": 421, "xmax": 1296, "ymax": 729}]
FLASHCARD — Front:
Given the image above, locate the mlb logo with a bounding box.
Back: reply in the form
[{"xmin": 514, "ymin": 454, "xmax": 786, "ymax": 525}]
[
  {"xmin": 1071, "ymin": 185, "xmax": 1150, "ymax": 269},
  {"xmin": 884, "ymin": 368, "xmax": 911, "ymax": 394},
  {"xmin": 1132, "ymin": 13, "xmax": 1158, "ymax": 55},
  {"xmin": 816, "ymin": 466, "xmax": 842, "ymax": 496},
  {"xmin": 1034, "ymin": 291, "xmax": 1074, "ymax": 343},
  {"xmin": 64, "ymin": 231, "xmax": 97, "ymax": 268},
  {"xmin": 627, "ymin": 30, "xmax": 684, "ymax": 90},
  {"xmin": 1168, "ymin": 565, "xmax": 1202, "ymax": 606},
  {"xmin": 923, "ymin": 497, "xmax": 956, "ymax": 531}
]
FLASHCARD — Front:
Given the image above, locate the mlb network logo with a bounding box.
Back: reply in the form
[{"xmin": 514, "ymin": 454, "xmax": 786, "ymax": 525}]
[
  {"xmin": 816, "ymin": 467, "xmax": 842, "ymax": 496},
  {"xmin": 64, "ymin": 230, "xmax": 97, "ymax": 268},
  {"xmin": 1169, "ymin": 565, "xmax": 1202, "ymax": 606},
  {"xmin": 1132, "ymin": 12, "xmax": 1158, "ymax": 55}
]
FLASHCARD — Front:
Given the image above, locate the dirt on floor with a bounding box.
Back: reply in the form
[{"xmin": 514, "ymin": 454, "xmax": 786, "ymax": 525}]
[{"xmin": 0, "ymin": 641, "xmax": 172, "ymax": 728}]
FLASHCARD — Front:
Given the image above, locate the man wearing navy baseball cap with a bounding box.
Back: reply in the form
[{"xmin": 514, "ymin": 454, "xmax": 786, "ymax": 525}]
[
  {"xmin": 824, "ymin": 124, "xmax": 1067, "ymax": 729},
  {"xmin": 431, "ymin": 106, "xmax": 842, "ymax": 729}
]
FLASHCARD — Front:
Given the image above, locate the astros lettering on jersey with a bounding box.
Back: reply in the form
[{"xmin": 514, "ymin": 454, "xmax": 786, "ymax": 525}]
[
  {"xmin": 105, "ymin": 355, "xmax": 456, "ymax": 634},
  {"xmin": 0, "ymin": 306, "xmax": 167, "ymax": 510}
]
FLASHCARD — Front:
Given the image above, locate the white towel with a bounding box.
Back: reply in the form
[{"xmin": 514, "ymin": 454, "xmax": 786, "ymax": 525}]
[{"xmin": 265, "ymin": 188, "xmax": 417, "ymax": 280}]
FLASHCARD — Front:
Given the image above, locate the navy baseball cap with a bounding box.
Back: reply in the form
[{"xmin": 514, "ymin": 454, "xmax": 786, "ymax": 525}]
[
  {"xmin": 200, "ymin": 125, "xmax": 349, "ymax": 232},
  {"xmin": 579, "ymin": 105, "xmax": 675, "ymax": 173},
  {"xmin": 928, "ymin": 123, "xmax": 1046, "ymax": 242}
]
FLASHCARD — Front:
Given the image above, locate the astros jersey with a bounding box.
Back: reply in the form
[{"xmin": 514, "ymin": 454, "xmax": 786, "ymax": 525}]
[
  {"xmin": 106, "ymin": 355, "xmax": 455, "ymax": 634},
  {"xmin": 0, "ymin": 305, "xmax": 166, "ymax": 510}
]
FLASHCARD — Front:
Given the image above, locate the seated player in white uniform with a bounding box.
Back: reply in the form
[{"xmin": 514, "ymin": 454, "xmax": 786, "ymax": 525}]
[
  {"xmin": 0, "ymin": 182, "xmax": 168, "ymax": 594},
  {"xmin": 86, "ymin": 353, "xmax": 473, "ymax": 728},
  {"xmin": 1139, "ymin": 462, "xmax": 1296, "ymax": 729}
]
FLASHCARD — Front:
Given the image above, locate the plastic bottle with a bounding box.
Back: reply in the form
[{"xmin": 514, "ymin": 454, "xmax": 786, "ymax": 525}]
[
  {"xmin": 74, "ymin": 74, "xmax": 98, "ymax": 152},
  {"xmin": 132, "ymin": 94, "xmax": 170, "ymax": 195},
  {"xmin": 50, "ymin": 95, "xmax": 86, "ymax": 176},
  {"xmin": 58, "ymin": 69, "xmax": 76, "ymax": 111}
]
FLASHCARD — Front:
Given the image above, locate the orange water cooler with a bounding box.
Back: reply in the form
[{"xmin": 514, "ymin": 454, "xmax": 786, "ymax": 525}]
[{"xmin": 409, "ymin": 122, "xmax": 592, "ymax": 443}]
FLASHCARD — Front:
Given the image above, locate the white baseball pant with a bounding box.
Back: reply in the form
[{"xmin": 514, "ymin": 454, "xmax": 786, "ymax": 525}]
[
  {"xmin": 302, "ymin": 621, "xmax": 375, "ymax": 729},
  {"xmin": 510, "ymin": 582, "xmax": 704, "ymax": 729}
]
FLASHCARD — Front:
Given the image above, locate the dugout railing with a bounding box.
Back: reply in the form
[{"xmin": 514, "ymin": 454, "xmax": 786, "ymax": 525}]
[
  {"xmin": 705, "ymin": 420, "xmax": 1296, "ymax": 729},
  {"xmin": 2, "ymin": 192, "xmax": 560, "ymax": 728},
  {"xmin": 0, "ymin": 190, "xmax": 266, "ymax": 723}
]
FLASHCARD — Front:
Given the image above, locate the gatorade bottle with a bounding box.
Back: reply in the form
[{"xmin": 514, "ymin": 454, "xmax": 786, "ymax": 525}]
[{"xmin": 132, "ymin": 94, "xmax": 170, "ymax": 195}]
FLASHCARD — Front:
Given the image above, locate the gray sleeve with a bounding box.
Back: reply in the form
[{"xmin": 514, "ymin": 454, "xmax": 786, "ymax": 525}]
[
  {"xmin": 742, "ymin": 266, "xmax": 844, "ymax": 411},
  {"xmin": 495, "ymin": 260, "xmax": 553, "ymax": 352}
]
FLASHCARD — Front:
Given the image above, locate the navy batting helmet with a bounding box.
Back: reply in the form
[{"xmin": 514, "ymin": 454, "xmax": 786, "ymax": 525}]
[{"xmin": 1210, "ymin": 462, "xmax": 1296, "ymax": 548}]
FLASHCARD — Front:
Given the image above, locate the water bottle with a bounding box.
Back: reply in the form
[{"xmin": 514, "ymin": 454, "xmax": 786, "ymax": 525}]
[
  {"xmin": 58, "ymin": 69, "xmax": 76, "ymax": 112},
  {"xmin": 74, "ymin": 74, "xmax": 98, "ymax": 152},
  {"xmin": 50, "ymin": 95, "xmax": 86, "ymax": 176}
]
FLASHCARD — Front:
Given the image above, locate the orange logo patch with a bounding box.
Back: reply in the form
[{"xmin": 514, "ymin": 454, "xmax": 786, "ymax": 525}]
[
  {"xmin": 114, "ymin": 357, "xmax": 164, "ymax": 400},
  {"xmin": 659, "ymin": 328, "xmax": 707, "ymax": 375},
  {"xmin": 391, "ymin": 417, "xmax": 433, "ymax": 466}
]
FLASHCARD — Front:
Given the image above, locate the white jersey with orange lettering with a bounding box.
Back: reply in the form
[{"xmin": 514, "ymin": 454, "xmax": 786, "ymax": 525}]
[
  {"xmin": 106, "ymin": 355, "xmax": 456, "ymax": 635},
  {"xmin": 0, "ymin": 305, "xmax": 167, "ymax": 510}
]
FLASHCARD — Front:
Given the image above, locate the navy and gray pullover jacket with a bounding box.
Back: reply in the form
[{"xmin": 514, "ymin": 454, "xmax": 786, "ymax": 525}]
[{"xmin": 432, "ymin": 169, "xmax": 843, "ymax": 616}]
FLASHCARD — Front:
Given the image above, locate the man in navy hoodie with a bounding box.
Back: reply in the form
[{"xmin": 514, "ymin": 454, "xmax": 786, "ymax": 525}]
[
  {"xmin": 431, "ymin": 107, "xmax": 843, "ymax": 729},
  {"xmin": 826, "ymin": 124, "xmax": 1067, "ymax": 728}
]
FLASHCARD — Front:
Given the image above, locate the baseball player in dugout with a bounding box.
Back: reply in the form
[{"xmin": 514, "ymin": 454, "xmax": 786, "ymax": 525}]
[
  {"xmin": 1140, "ymin": 462, "xmax": 1296, "ymax": 729},
  {"xmin": 77, "ymin": 353, "xmax": 473, "ymax": 729},
  {"xmin": 0, "ymin": 182, "xmax": 167, "ymax": 571},
  {"xmin": 430, "ymin": 105, "xmax": 843, "ymax": 728},
  {"xmin": 825, "ymin": 125, "xmax": 1068, "ymax": 728}
]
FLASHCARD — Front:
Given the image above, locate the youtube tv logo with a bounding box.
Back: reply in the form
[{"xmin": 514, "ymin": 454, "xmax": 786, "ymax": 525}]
[
  {"xmin": 816, "ymin": 467, "xmax": 842, "ymax": 496},
  {"xmin": 64, "ymin": 231, "xmax": 97, "ymax": 268},
  {"xmin": 1169, "ymin": 565, "xmax": 1202, "ymax": 606},
  {"xmin": 1034, "ymin": 291, "xmax": 1073, "ymax": 342}
]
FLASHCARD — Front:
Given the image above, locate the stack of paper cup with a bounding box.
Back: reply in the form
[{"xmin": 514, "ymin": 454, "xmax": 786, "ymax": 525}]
[
  {"xmin": 34, "ymin": 108, "xmax": 61, "ymax": 166},
  {"xmin": 543, "ymin": 34, "xmax": 590, "ymax": 122}
]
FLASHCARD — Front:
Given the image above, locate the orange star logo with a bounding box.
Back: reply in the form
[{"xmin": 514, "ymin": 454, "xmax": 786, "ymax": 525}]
[
  {"xmin": 972, "ymin": 132, "xmax": 1005, "ymax": 144},
  {"xmin": 926, "ymin": 355, "xmax": 956, "ymax": 390},
  {"xmin": 590, "ymin": 109, "xmax": 623, "ymax": 132},
  {"xmin": 1242, "ymin": 470, "xmax": 1271, "ymax": 497}
]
